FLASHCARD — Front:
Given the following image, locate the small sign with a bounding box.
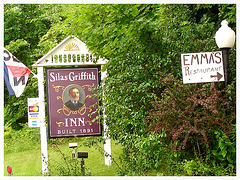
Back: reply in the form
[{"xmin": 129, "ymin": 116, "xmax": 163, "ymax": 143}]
[
  {"xmin": 181, "ymin": 51, "xmax": 225, "ymax": 84},
  {"xmin": 27, "ymin": 98, "xmax": 40, "ymax": 127}
]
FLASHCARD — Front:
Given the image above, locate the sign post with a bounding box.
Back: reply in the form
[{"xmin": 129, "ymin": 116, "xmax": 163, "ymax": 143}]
[
  {"xmin": 181, "ymin": 51, "xmax": 225, "ymax": 84},
  {"xmin": 101, "ymin": 68, "xmax": 111, "ymax": 166},
  {"xmin": 32, "ymin": 36, "xmax": 110, "ymax": 173},
  {"xmin": 37, "ymin": 66, "xmax": 49, "ymax": 174}
]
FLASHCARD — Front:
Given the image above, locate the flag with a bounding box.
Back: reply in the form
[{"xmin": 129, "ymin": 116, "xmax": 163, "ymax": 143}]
[{"xmin": 3, "ymin": 48, "xmax": 32, "ymax": 97}]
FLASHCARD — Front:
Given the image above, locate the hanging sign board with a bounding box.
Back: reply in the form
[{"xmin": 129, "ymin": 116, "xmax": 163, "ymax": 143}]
[
  {"xmin": 46, "ymin": 67, "xmax": 101, "ymax": 138},
  {"xmin": 181, "ymin": 51, "xmax": 225, "ymax": 84},
  {"xmin": 28, "ymin": 98, "xmax": 40, "ymax": 128}
]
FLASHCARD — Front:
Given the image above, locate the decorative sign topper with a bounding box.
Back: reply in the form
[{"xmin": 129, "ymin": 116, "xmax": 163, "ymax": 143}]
[
  {"xmin": 181, "ymin": 51, "xmax": 225, "ymax": 84},
  {"xmin": 46, "ymin": 68, "xmax": 101, "ymax": 138}
]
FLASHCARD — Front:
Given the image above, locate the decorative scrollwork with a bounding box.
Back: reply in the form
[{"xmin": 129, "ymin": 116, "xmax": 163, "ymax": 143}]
[
  {"xmin": 87, "ymin": 107, "xmax": 92, "ymax": 112},
  {"xmin": 57, "ymin": 96, "xmax": 63, "ymax": 101},
  {"xmin": 82, "ymin": 83, "xmax": 95, "ymax": 91},
  {"xmin": 57, "ymin": 104, "xmax": 87, "ymax": 116},
  {"xmin": 52, "ymin": 85, "xmax": 65, "ymax": 92},
  {"xmin": 85, "ymin": 95, "xmax": 92, "ymax": 99},
  {"xmin": 56, "ymin": 121, "xmax": 65, "ymax": 127},
  {"xmin": 85, "ymin": 120, "xmax": 99, "ymax": 126},
  {"xmin": 85, "ymin": 121, "xmax": 93, "ymax": 126}
]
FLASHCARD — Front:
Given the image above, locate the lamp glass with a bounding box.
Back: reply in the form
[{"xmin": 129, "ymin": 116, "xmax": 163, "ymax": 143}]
[{"xmin": 215, "ymin": 20, "xmax": 235, "ymax": 49}]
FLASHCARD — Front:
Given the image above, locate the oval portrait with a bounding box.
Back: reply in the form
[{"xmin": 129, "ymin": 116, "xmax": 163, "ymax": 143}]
[{"xmin": 62, "ymin": 84, "xmax": 85, "ymax": 110}]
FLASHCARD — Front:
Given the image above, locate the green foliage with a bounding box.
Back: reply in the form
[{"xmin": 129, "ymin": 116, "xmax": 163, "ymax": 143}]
[
  {"xmin": 63, "ymin": 4, "xmax": 236, "ymax": 175},
  {"xmin": 4, "ymin": 76, "xmax": 39, "ymax": 129},
  {"xmin": 218, "ymin": 4, "xmax": 236, "ymax": 27},
  {"xmin": 82, "ymin": 4, "xmax": 235, "ymax": 175},
  {"xmin": 5, "ymin": 39, "xmax": 31, "ymax": 64},
  {"xmin": 4, "ymin": 4, "xmax": 54, "ymax": 46},
  {"xmin": 117, "ymin": 132, "xmax": 170, "ymax": 176},
  {"xmin": 175, "ymin": 158, "xmax": 235, "ymax": 176},
  {"xmin": 4, "ymin": 123, "xmax": 40, "ymax": 153},
  {"xmin": 4, "ymin": 4, "xmax": 67, "ymax": 129},
  {"xmin": 211, "ymin": 125, "xmax": 236, "ymax": 167}
]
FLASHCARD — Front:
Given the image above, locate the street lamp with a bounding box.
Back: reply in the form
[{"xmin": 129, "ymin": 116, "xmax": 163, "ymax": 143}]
[{"xmin": 215, "ymin": 20, "xmax": 236, "ymax": 87}]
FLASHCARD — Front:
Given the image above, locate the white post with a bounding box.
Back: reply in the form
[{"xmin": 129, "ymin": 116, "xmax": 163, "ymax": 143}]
[
  {"xmin": 37, "ymin": 66, "xmax": 49, "ymax": 174},
  {"xmin": 101, "ymin": 67, "xmax": 111, "ymax": 166}
]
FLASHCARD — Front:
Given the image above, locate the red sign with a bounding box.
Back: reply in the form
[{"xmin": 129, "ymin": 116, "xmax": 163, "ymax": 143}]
[{"xmin": 46, "ymin": 68, "xmax": 101, "ymax": 138}]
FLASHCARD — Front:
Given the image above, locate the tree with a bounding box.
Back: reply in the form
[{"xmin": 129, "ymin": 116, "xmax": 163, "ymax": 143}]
[
  {"xmin": 63, "ymin": 4, "xmax": 235, "ymax": 175},
  {"xmin": 4, "ymin": 4, "xmax": 65, "ymax": 128}
]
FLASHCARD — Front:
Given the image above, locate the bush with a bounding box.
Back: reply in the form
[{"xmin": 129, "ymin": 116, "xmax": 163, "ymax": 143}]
[
  {"xmin": 175, "ymin": 158, "xmax": 235, "ymax": 176},
  {"xmin": 146, "ymin": 75, "xmax": 234, "ymax": 149},
  {"xmin": 117, "ymin": 132, "xmax": 170, "ymax": 176},
  {"xmin": 211, "ymin": 125, "xmax": 236, "ymax": 168},
  {"xmin": 145, "ymin": 74, "xmax": 236, "ymax": 175}
]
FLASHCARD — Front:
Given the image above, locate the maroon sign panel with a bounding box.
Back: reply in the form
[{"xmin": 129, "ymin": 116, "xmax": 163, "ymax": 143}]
[{"xmin": 46, "ymin": 68, "xmax": 101, "ymax": 138}]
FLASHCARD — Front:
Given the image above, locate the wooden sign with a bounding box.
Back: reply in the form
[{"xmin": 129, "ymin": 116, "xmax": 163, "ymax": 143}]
[
  {"xmin": 46, "ymin": 67, "xmax": 101, "ymax": 138},
  {"xmin": 181, "ymin": 51, "xmax": 225, "ymax": 84}
]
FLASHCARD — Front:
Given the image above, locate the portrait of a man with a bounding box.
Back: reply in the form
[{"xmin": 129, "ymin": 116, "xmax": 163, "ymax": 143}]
[{"xmin": 63, "ymin": 85, "xmax": 85, "ymax": 110}]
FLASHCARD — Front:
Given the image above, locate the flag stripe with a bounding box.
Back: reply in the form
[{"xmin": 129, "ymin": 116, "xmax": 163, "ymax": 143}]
[
  {"xmin": 7, "ymin": 65, "xmax": 31, "ymax": 77},
  {"xmin": 4, "ymin": 62, "xmax": 15, "ymax": 96}
]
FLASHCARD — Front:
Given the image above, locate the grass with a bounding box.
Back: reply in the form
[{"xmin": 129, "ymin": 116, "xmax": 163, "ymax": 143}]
[
  {"xmin": 47, "ymin": 138, "xmax": 121, "ymax": 176},
  {"xmin": 4, "ymin": 126, "xmax": 122, "ymax": 176},
  {"xmin": 4, "ymin": 124, "xmax": 236, "ymax": 176},
  {"xmin": 4, "ymin": 149, "xmax": 42, "ymax": 176}
]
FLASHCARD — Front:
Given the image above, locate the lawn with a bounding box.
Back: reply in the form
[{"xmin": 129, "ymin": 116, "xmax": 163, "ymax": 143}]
[{"xmin": 4, "ymin": 136, "xmax": 122, "ymax": 176}]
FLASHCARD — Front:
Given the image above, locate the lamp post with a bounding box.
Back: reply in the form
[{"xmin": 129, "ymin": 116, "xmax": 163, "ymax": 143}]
[{"xmin": 215, "ymin": 20, "xmax": 235, "ymax": 87}]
